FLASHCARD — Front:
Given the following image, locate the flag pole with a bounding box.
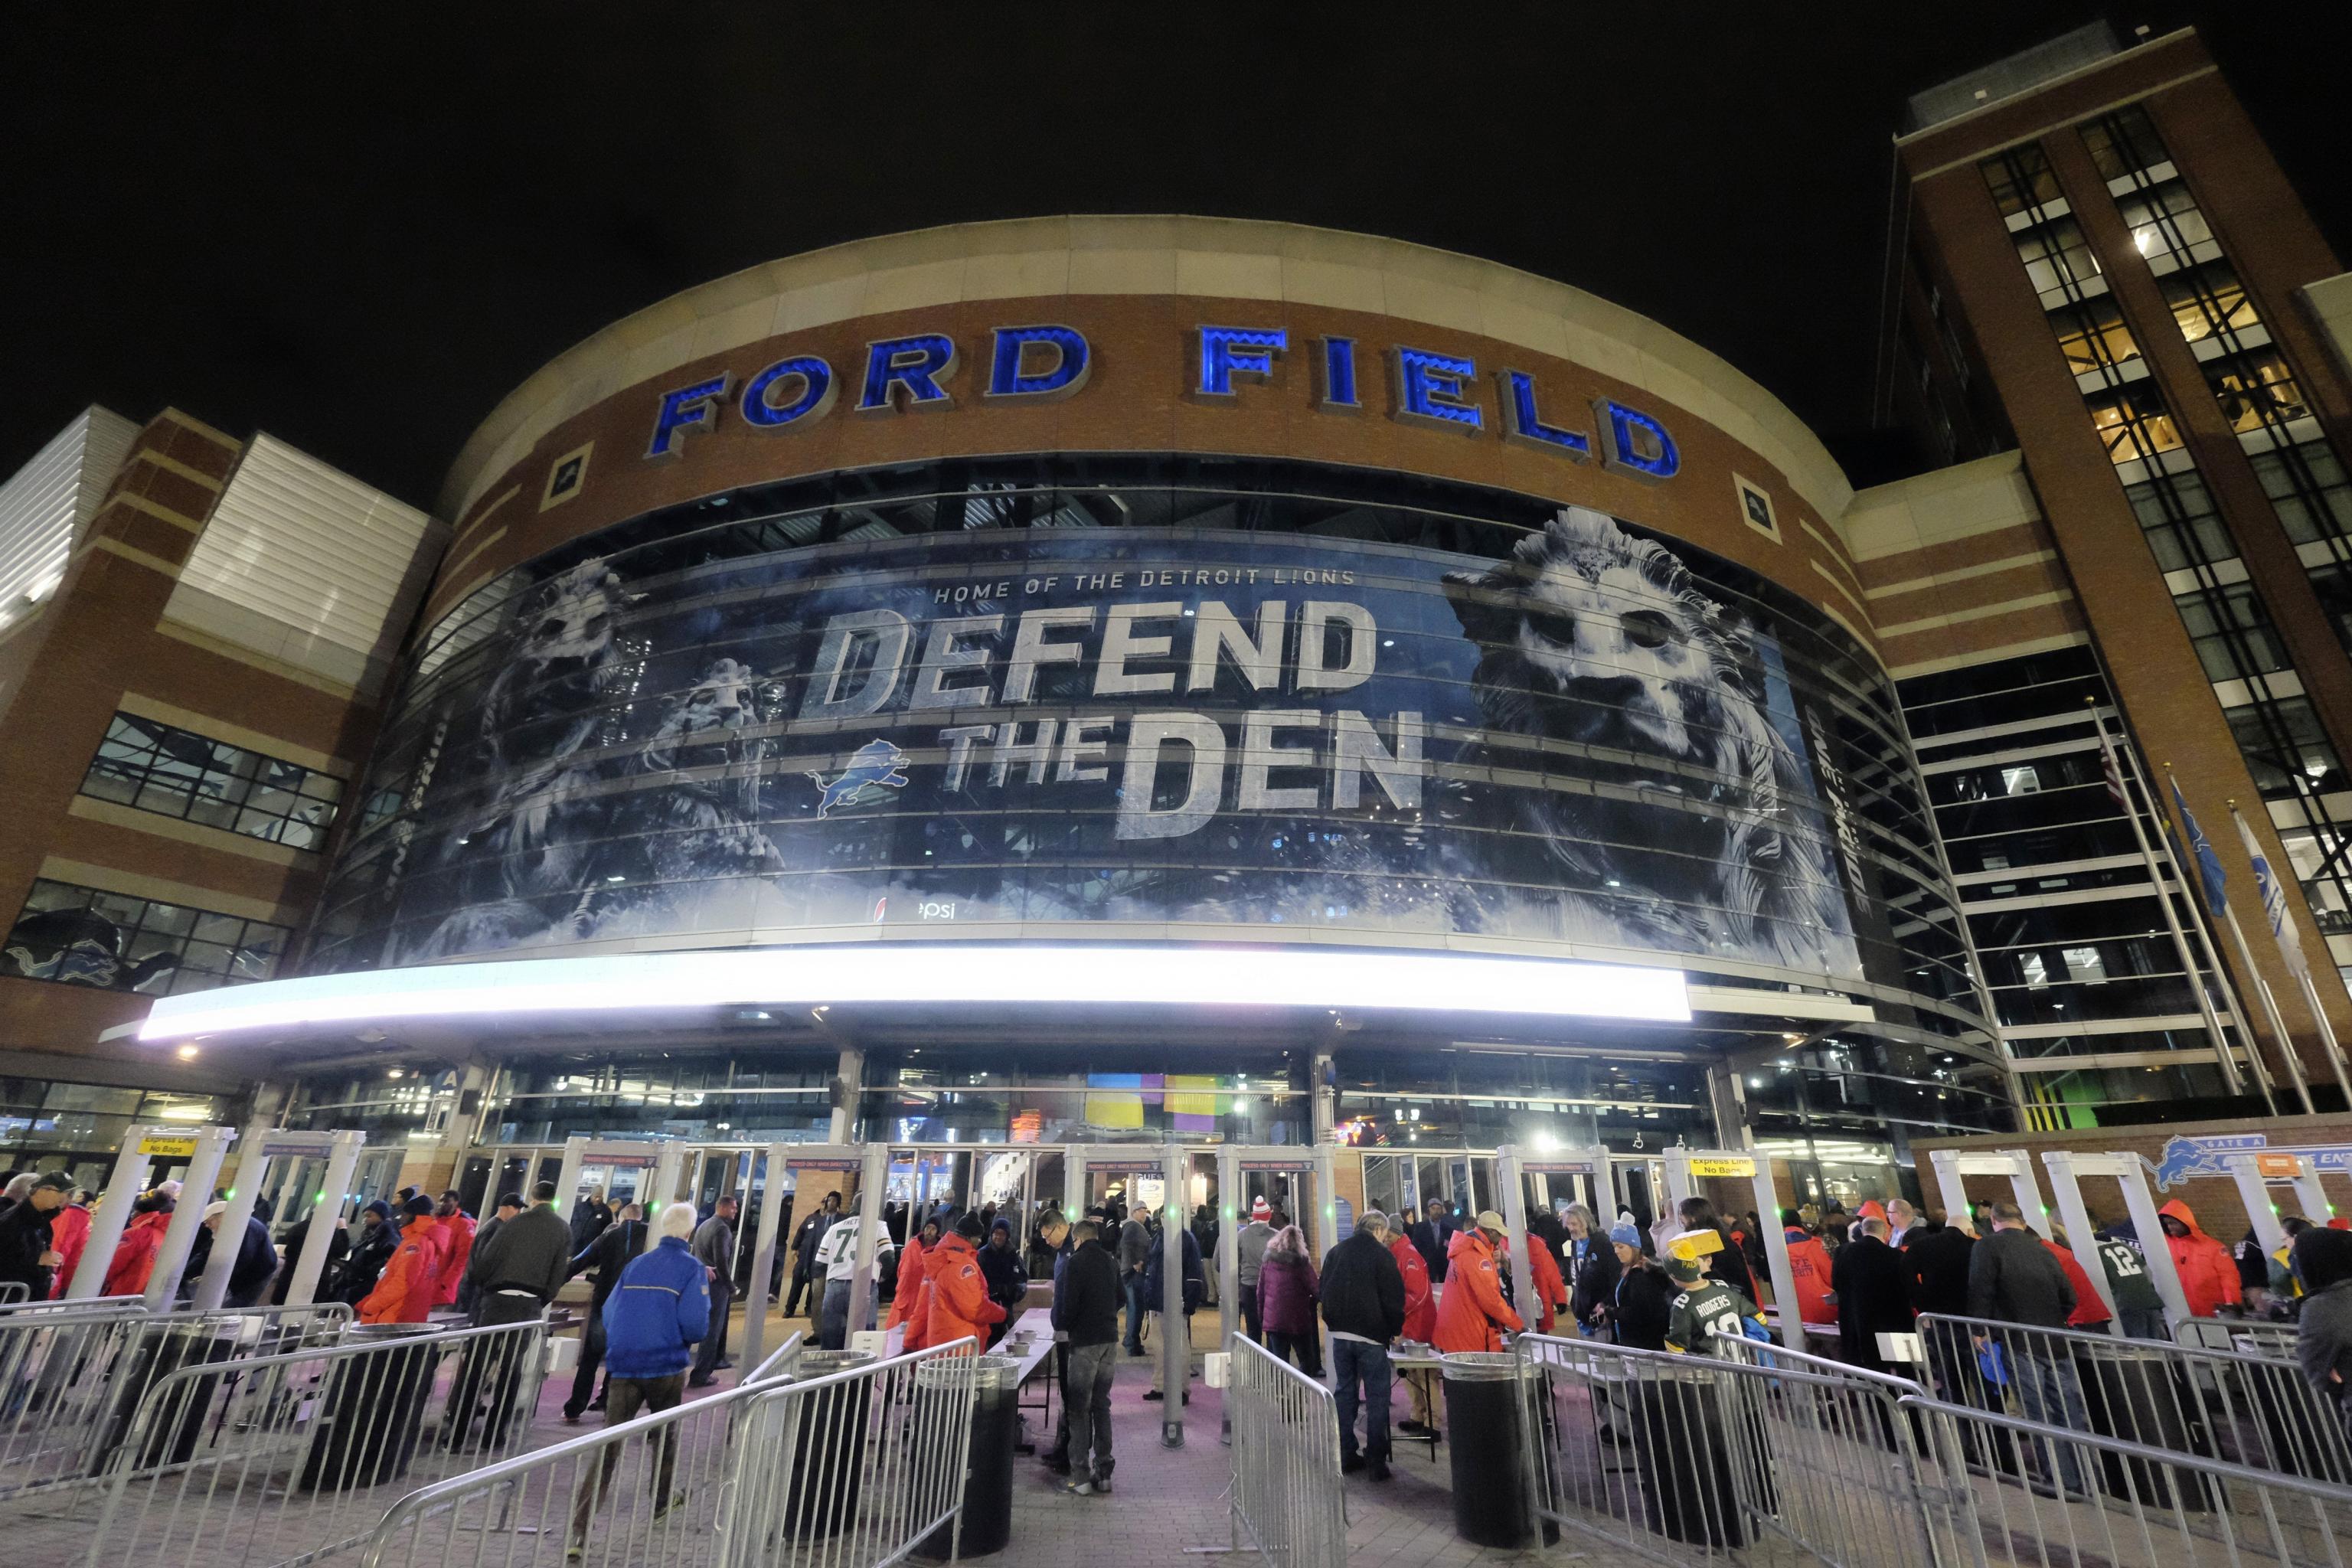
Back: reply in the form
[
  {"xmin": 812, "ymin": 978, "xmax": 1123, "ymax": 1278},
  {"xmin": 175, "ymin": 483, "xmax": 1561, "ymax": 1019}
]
[
  {"xmin": 2166, "ymin": 765, "xmax": 2316, "ymax": 1113},
  {"xmin": 2092, "ymin": 704, "xmax": 2255, "ymax": 1102},
  {"xmin": 2229, "ymin": 798, "xmax": 2352, "ymax": 1110}
]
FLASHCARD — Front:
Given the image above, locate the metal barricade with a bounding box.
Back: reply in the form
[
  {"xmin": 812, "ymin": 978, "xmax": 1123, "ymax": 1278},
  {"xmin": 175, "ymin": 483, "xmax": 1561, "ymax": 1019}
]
[
  {"xmin": 0, "ymin": 1300, "xmax": 351, "ymax": 1510},
  {"xmin": 741, "ymin": 1328, "xmax": 805, "ymax": 1387},
  {"xmin": 1902, "ymin": 1391, "xmax": 2352, "ymax": 1566},
  {"xmin": 1514, "ymin": 1331, "xmax": 1953, "ymax": 1568},
  {"xmin": 0, "ymin": 1293, "xmax": 142, "ymax": 1315},
  {"xmin": 1916, "ymin": 1312, "xmax": 2350, "ymax": 1482},
  {"xmin": 1220, "ymin": 1333, "xmax": 1345, "ymax": 1568},
  {"xmin": 360, "ymin": 1338, "xmax": 977, "ymax": 1568},
  {"xmin": 0, "ymin": 1282, "xmax": 25, "ymax": 1306},
  {"xmin": 78, "ymin": 1317, "xmax": 546, "ymax": 1568}
]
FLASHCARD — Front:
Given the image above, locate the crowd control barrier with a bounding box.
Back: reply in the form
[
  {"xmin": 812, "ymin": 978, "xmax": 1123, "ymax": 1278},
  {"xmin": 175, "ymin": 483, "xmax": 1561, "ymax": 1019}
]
[
  {"xmin": 360, "ymin": 1336, "xmax": 975, "ymax": 1568},
  {"xmin": 1220, "ymin": 1333, "xmax": 1346, "ymax": 1568},
  {"xmin": 1903, "ymin": 1391, "xmax": 2352, "ymax": 1566},
  {"xmin": 1916, "ymin": 1311, "xmax": 2351, "ymax": 1482},
  {"xmin": 79, "ymin": 1316, "xmax": 546, "ymax": 1567},
  {"xmin": 0, "ymin": 1300, "xmax": 350, "ymax": 1510}
]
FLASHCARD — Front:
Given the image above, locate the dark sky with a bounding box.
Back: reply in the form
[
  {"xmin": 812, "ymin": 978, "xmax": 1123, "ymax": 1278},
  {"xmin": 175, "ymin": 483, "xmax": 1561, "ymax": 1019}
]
[{"xmin": 7, "ymin": 5, "xmax": 2347, "ymax": 508}]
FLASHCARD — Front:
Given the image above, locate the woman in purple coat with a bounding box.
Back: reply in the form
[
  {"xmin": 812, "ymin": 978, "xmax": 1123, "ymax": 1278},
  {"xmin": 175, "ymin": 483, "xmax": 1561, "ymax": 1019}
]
[{"xmin": 1258, "ymin": 1225, "xmax": 1322, "ymax": 1376}]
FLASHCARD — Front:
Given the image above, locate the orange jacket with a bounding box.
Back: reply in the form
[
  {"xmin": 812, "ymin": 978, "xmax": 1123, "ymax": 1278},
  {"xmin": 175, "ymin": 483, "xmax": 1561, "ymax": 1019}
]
[
  {"xmin": 2043, "ymin": 1240, "xmax": 2110, "ymax": 1328},
  {"xmin": 886, "ymin": 1236, "xmax": 929, "ymax": 1331},
  {"xmin": 1527, "ymin": 1233, "xmax": 1567, "ymax": 1336},
  {"xmin": 433, "ymin": 1213, "xmax": 477, "ymax": 1308},
  {"xmin": 47, "ymin": 1205, "xmax": 93, "ymax": 1299},
  {"xmin": 361, "ymin": 1216, "xmax": 446, "ymax": 1324},
  {"xmin": 2158, "ymin": 1200, "xmax": 2241, "ymax": 1318},
  {"xmin": 1783, "ymin": 1229, "xmax": 1838, "ymax": 1327},
  {"xmin": 1432, "ymin": 1228, "xmax": 1522, "ymax": 1354},
  {"xmin": 908, "ymin": 1233, "xmax": 1004, "ymax": 1354},
  {"xmin": 1390, "ymin": 1233, "xmax": 1435, "ymax": 1343},
  {"xmin": 100, "ymin": 1210, "xmax": 172, "ymax": 1298}
]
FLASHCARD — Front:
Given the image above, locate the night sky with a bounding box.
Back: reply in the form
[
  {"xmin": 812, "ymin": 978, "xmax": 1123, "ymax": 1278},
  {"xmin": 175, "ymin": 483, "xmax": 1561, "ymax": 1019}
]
[{"xmin": 7, "ymin": 5, "xmax": 2347, "ymax": 507}]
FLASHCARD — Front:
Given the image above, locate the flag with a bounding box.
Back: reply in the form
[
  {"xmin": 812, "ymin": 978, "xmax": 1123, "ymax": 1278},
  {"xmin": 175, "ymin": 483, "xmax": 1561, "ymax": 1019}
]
[
  {"xmin": 2100, "ymin": 736, "xmax": 2126, "ymax": 809},
  {"xmin": 2168, "ymin": 778, "xmax": 2229, "ymax": 917},
  {"xmin": 2233, "ymin": 806, "xmax": 2310, "ymax": 979}
]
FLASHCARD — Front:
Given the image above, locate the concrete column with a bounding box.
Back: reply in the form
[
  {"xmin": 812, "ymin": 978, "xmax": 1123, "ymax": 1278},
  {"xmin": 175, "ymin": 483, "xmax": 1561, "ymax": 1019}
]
[{"xmin": 1160, "ymin": 1142, "xmax": 1187, "ymax": 1449}]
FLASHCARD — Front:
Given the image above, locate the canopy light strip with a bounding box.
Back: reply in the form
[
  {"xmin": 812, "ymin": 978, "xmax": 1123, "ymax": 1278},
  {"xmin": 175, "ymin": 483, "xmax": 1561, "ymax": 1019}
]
[{"xmin": 136, "ymin": 945, "xmax": 1689, "ymax": 1043}]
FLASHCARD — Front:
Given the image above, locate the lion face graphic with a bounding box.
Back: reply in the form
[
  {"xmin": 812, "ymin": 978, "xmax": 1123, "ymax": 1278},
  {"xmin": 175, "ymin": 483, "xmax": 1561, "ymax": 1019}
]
[{"xmin": 1444, "ymin": 507, "xmax": 1854, "ymax": 975}]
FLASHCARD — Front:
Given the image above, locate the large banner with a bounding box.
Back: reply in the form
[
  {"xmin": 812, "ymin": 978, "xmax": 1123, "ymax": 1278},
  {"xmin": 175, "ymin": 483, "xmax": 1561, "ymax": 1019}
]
[{"xmin": 345, "ymin": 505, "xmax": 1871, "ymax": 982}]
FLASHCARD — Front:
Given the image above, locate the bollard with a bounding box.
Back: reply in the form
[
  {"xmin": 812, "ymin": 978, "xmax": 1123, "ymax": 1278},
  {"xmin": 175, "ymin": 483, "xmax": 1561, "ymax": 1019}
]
[{"xmin": 914, "ymin": 1353, "xmax": 1021, "ymax": 1560}]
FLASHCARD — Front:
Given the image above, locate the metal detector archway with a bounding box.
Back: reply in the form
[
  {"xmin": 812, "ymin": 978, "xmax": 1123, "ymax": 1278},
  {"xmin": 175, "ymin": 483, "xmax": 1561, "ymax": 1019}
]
[
  {"xmin": 550, "ymin": 1136, "xmax": 688, "ymax": 1241},
  {"xmin": 740, "ymin": 1142, "xmax": 887, "ymax": 1372},
  {"xmin": 1926, "ymin": 1148, "xmax": 2050, "ymax": 1232},
  {"xmin": 1495, "ymin": 1143, "xmax": 1612, "ymax": 1339},
  {"xmin": 2224, "ymin": 1151, "xmax": 2335, "ymax": 1259},
  {"xmin": 194, "ymin": 1128, "xmax": 364, "ymax": 1310},
  {"xmin": 2038, "ymin": 1150, "xmax": 2194, "ymax": 1331},
  {"xmin": 71, "ymin": 1123, "xmax": 237, "ymax": 1308},
  {"xmin": 1661, "ymin": 1147, "xmax": 1803, "ymax": 1351}
]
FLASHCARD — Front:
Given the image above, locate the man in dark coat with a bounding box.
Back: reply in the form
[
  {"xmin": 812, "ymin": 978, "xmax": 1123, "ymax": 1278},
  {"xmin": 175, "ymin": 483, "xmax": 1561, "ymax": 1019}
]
[
  {"xmin": 0, "ymin": 1174, "xmax": 71, "ymax": 1298},
  {"xmin": 563, "ymin": 1201, "xmax": 645, "ymax": 1419},
  {"xmin": 1321, "ymin": 1210, "xmax": 1408, "ymax": 1480},
  {"xmin": 1903, "ymin": 1211, "xmax": 1977, "ymax": 1400},
  {"xmin": 342, "ymin": 1200, "xmax": 398, "ymax": 1305},
  {"xmin": 1833, "ymin": 1217, "xmax": 1915, "ymax": 1374},
  {"xmin": 786, "ymin": 1191, "xmax": 841, "ymax": 1321}
]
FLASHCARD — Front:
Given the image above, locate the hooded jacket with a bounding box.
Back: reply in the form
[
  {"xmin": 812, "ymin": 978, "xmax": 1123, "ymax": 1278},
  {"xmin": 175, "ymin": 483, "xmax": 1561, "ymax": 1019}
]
[
  {"xmin": 1432, "ymin": 1228, "xmax": 1523, "ymax": 1354},
  {"xmin": 433, "ymin": 1211, "xmax": 478, "ymax": 1308},
  {"xmin": 1257, "ymin": 1245, "xmax": 1318, "ymax": 1338},
  {"xmin": 885, "ymin": 1235, "xmax": 929, "ymax": 1330},
  {"xmin": 360, "ymin": 1214, "xmax": 446, "ymax": 1324},
  {"xmin": 603, "ymin": 1234, "xmax": 710, "ymax": 1379},
  {"xmin": 2294, "ymin": 1228, "xmax": 2352, "ymax": 1400},
  {"xmin": 2159, "ymin": 1200, "xmax": 2241, "ymax": 1319},
  {"xmin": 909, "ymin": 1232, "xmax": 1004, "ymax": 1354},
  {"xmin": 101, "ymin": 1210, "xmax": 172, "ymax": 1298},
  {"xmin": 1782, "ymin": 1227, "xmax": 1838, "ymax": 1328},
  {"xmin": 1390, "ymin": 1233, "xmax": 1436, "ymax": 1342},
  {"xmin": 46, "ymin": 1204, "xmax": 92, "ymax": 1300},
  {"xmin": 1525, "ymin": 1233, "xmax": 1568, "ymax": 1336}
]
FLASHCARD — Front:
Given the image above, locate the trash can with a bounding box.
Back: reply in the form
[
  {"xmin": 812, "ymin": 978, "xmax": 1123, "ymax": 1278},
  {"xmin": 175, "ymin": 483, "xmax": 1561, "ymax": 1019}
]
[
  {"xmin": 1630, "ymin": 1363, "xmax": 1756, "ymax": 1550},
  {"xmin": 914, "ymin": 1354, "xmax": 1021, "ymax": 1560},
  {"xmin": 2076, "ymin": 1343, "xmax": 2218, "ymax": 1509},
  {"xmin": 299, "ymin": 1323, "xmax": 443, "ymax": 1491},
  {"xmin": 90, "ymin": 1319, "xmax": 240, "ymax": 1473},
  {"xmin": 773, "ymin": 1348, "xmax": 877, "ymax": 1539},
  {"xmin": 1440, "ymin": 1351, "xmax": 1554, "ymax": 1550}
]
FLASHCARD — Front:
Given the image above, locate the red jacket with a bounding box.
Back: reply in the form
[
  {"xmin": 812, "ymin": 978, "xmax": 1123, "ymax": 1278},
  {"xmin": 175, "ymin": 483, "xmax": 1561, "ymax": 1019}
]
[
  {"xmin": 101, "ymin": 1210, "xmax": 172, "ymax": 1298},
  {"xmin": 1784, "ymin": 1228, "xmax": 1838, "ymax": 1327},
  {"xmin": 433, "ymin": 1212, "xmax": 477, "ymax": 1308},
  {"xmin": 908, "ymin": 1233, "xmax": 1003, "ymax": 1354},
  {"xmin": 361, "ymin": 1217, "xmax": 446, "ymax": 1324},
  {"xmin": 1527, "ymin": 1233, "xmax": 1567, "ymax": 1336},
  {"xmin": 2043, "ymin": 1240, "xmax": 2110, "ymax": 1328},
  {"xmin": 1432, "ymin": 1229, "xmax": 1522, "ymax": 1354},
  {"xmin": 2159, "ymin": 1200, "xmax": 2241, "ymax": 1318},
  {"xmin": 47, "ymin": 1205, "xmax": 93, "ymax": 1299},
  {"xmin": 886, "ymin": 1236, "xmax": 929, "ymax": 1331},
  {"xmin": 1390, "ymin": 1233, "xmax": 1435, "ymax": 1343}
]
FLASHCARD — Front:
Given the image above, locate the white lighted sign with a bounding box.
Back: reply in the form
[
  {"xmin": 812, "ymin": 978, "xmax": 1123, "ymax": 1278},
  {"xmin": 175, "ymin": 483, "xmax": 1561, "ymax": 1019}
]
[{"xmin": 136, "ymin": 945, "xmax": 1688, "ymax": 1043}]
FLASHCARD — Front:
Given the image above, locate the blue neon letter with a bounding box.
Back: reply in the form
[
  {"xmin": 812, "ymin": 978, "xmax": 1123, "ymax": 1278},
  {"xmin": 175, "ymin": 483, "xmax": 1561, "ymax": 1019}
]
[
  {"xmin": 740, "ymin": 356, "xmax": 835, "ymax": 429},
  {"xmin": 1390, "ymin": 347, "xmax": 1482, "ymax": 432},
  {"xmin": 1196, "ymin": 327, "xmax": 1288, "ymax": 397},
  {"xmin": 1594, "ymin": 398, "xmax": 1681, "ymax": 481},
  {"xmin": 858, "ymin": 335, "xmax": 959, "ymax": 412},
  {"xmin": 986, "ymin": 325, "xmax": 1091, "ymax": 399},
  {"xmin": 1320, "ymin": 338, "xmax": 1360, "ymax": 410},
  {"xmin": 1499, "ymin": 371, "xmax": 1589, "ymax": 459},
  {"xmin": 645, "ymin": 374, "xmax": 730, "ymax": 459}
]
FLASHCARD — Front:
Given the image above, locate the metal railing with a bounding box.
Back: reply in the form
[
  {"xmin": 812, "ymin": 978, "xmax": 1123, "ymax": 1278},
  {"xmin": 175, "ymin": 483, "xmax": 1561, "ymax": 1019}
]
[
  {"xmin": 1221, "ymin": 1333, "xmax": 1345, "ymax": 1568},
  {"xmin": 362, "ymin": 1336, "xmax": 975, "ymax": 1568},
  {"xmin": 0, "ymin": 1300, "xmax": 351, "ymax": 1508},
  {"xmin": 0, "ymin": 1292, "xmax": 141, "ymax": 1316},
  {"xmin": 1903, "ymin": 1391, "xmax": 2352, "ymax": 1566},
  {"xmin": 1516, "ymin": 1331, "xmax": 1956, "ymax": 1568},
  {"xmin": 79, "ymin": 1317, "xmax": 547, "ymax": 1568},
  {"xmin": 0, "ymin": 1282, "xmax": 26, "ymax": 1306},
  {"xmin": 1915, "ymin": 1312, "xmax": 2351, "ymax": 1483}
]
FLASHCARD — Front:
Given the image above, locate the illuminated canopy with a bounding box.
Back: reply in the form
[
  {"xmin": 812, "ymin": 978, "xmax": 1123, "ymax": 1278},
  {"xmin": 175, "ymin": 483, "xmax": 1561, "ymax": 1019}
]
[{"xmin": 134, "ymin": 944, "xmax": 1690, "ymax": 1044}]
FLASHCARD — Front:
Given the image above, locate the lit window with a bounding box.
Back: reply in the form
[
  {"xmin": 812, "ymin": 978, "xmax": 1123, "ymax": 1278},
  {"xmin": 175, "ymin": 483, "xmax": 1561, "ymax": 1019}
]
[
  {"xmin": 2086, "ymin": 386, "xmax": 2181, "ymax": 465},
  {"xmin": 2161, "ymin": 260, "xmax": 2260, "ymax": 344},
  {"xmin": 2115, "ymin": 181, "xmax": 2214, "ymax": 266},
  {"xmin": 2013, "ymin": 217, "xmax": 2102, "ymax": 305},
  {"xmin": 2020, "ymin": 952, "xmax": 2050, "ymax": 989},
  {"xmin": 2226, "ymin": 696, "xmax": 2345, "ymax": 800},
  {"xmin": 2079, "ymin": 106, "xmax": 2168, "ymax": 182},
  {"xmin": 1981, "ymin": 144, "xmax": 2063, "ymax": 217},
  {"xmin": 2048, "ymin": 298, "xmax": 2140, "ymax": 379},
  {"xmin": 2060, "ymin": 946, "xmax": 2108, "ymax": 983},
  {"xmin": 2203, "ymin": 349, "xmax": 2309, "ymax": 435},
  {"xmin": 2001, "ymin": 766, "xmax": 2042, "ymax": 795}
]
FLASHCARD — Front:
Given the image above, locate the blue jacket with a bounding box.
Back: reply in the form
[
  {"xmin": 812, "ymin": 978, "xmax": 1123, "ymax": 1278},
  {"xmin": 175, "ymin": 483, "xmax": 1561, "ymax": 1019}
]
[
  {"xmin": 602, "ymin": 1235, "xmax": 710, "ymax": 1379},
  {"xmin": 1142, "ymin": 1225, "xmax": 1205, "ymax": 1315}
]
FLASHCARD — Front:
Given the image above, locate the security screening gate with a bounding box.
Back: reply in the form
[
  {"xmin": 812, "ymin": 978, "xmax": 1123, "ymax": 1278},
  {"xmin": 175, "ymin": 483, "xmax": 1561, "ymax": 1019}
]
[
  {"xmin": 740, "ymin": 1141, "xmax": 887, "ymax": 1373},
  {"xmin": 1210, "ymin": 1145, "xmax": 1334, "ymax": 1443},
  {"xmin": 192, "ymin": 1128, "xmax": 364, "ymax": 1311},
  {"xmin": 548, "ymin": 1136, "xmax": 687, "ymax": 1243},
  {"xmin": 2039, "ymin": 1148, "xmax": 2197, "ymax": 1331},
  {"xmin": 1661, "ymin": 1147, "xmax": 1805, "ymax": 1351},
  {"xmin": 1495, "ymin": 1143, "xmax": 1609, "ymax": 1342},
  {"xmin": 2226, "ymin": 1148, "xmax": 2336, "ymax": 1258},
  {"xmin": 71, "ymin": 1123, "xmax": 238, "ymax": 1307}
]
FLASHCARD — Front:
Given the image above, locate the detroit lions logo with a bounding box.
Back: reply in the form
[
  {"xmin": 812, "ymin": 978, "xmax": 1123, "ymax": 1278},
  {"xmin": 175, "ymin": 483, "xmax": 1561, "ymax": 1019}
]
[
  {"xmin": 2153, "ymin": 1134, "xmax": 2242, "ymax": 1191},
  {"xmin": 808, "ymin": 740, "xmax": 910, "ymax": 818}
]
